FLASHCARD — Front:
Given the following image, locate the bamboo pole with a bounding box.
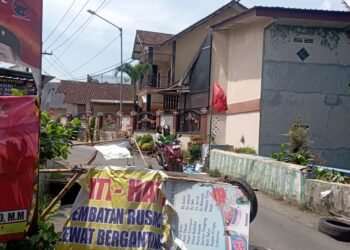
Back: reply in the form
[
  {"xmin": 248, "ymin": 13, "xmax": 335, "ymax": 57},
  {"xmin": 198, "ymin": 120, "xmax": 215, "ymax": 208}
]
[
  {"xmin": 39, "ymin": 168, "xmax": 87, "ymax": 174},
  {"xmin": 132, "ymin": 136, "xmax": 148, "ymax": 167},
  {"xmin": 40, "ymin": 171, "xmax": 83, "ymax": 219},
  {"xmin": 39, "ymin": 150, "xmax": 97, "ymax": 219}
]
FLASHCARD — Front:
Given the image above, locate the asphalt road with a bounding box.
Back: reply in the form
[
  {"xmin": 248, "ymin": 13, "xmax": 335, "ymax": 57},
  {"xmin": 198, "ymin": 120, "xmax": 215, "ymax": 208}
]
[
  {"xmin": 61, "ymin": 145, "xmax": 350, "ymax": 250},
  {"xmin": 250, "ymin": 192, "xmax": 350, "ymax": 250}
]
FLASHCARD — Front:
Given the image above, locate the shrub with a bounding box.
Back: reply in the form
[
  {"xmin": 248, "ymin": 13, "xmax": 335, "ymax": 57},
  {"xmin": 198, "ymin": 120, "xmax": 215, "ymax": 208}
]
[
  {"xmin": 136, "ymin": 134, "xmax": 154, "ymax": 151},
  {"xmin": 233, "ymin": 147, "xmax": 256, "ymax": 155},
  {"xmin": 141, "ymin": 134, "xmax": 153, "ymax": 144},
  {"xmin": 271, "ymin": 119, "xmax": 315, "ymax": 166},
  {"xmin": 187, "ymin": 135, "xmax": 204, "ymax": 164},
  {"xmin": 314, "ymin": 167, "xmax": 345, "ymax": 184},
  {"xmin": 141, "ymin": 142, "xmax": 154, "ymax": 151},
  {"xmin": 188, "ymin": 143, "xmax": 201, "ymax": 164},
  {"xmin": 209, "ymin": 168, "xmax": 222, "ymax": 177},
  {"xmin": 40, "ymin": 112, "xmax": 74, "ymax": 163}
]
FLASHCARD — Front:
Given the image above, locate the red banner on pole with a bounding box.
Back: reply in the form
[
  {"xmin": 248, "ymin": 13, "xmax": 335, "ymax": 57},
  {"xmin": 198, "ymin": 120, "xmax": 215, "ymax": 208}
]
[
  {"xmin": 0, "ymin": 0, "xmax": 42, "ymax": 70},
  {"xmin": 0, "ymin": 96, "xmax": 39, "ymax": 242}
]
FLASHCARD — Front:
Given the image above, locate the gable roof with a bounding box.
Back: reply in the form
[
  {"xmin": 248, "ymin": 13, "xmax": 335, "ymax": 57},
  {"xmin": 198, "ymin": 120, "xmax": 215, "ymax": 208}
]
[
  {"xmin": 213, "ymin": 6, "xmax": 350, "ymax": 30},
  {"xmin": 158, "ymin": 0, "xmax": 247, "ymax": 48},
  {"xmin": 57, "ymin": 81, "xmax": 133, "ymax": 105},
  {"xmin": 132, "ymin": 30, "xmax": 173, "ymax": 59}
]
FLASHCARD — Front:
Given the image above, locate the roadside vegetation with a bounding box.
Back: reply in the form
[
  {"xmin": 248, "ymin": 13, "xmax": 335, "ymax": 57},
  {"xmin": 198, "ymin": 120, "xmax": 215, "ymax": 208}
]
[{"xmin": 271, "ymin": 119, "xmax": 348, "ymax": 184}]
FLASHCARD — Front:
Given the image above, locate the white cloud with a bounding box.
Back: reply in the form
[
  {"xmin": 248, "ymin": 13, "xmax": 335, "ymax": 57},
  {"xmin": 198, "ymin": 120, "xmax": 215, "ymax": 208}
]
[{"xmin": 320, "ymin": 0, "xmax": 332, "ymax": 9}]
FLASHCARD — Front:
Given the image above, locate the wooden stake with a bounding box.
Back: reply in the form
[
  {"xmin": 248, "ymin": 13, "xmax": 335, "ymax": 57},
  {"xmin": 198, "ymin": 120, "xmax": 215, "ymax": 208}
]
[
  {"xmin": 40, "ymin": 171, "xmax": 83, "ymax": 219},
  {"xmin": 39, "ymin": 150, "xmax": 97, "ymax": 219}
]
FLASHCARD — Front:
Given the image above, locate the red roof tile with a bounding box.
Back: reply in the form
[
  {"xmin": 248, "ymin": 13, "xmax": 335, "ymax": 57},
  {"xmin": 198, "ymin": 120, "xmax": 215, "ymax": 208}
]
[
  {"xmin": 136, "ymin": 30, "xmax": 173, "ymax": 45},
  {"xmin": 57, "ymin": 80, "xmax": 133, "ymax": 104}
]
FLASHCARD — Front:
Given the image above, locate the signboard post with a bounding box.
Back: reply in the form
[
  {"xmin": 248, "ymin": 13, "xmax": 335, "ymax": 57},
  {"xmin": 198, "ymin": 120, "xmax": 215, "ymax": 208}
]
[
  {"xmin": 0, "ymin": 96, "xmax": 40, "ymax": 242},
  {"xmin": 0, "ymin": 0, "xmax": 43, "ymax": 242},
  {"xmin": 0, "ymin": 0, "xmax": 43, "ymax": 88}
]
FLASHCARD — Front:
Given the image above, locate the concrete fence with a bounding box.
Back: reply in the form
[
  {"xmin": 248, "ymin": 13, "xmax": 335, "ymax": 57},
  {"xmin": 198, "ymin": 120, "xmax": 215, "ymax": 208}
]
[
  {"xmin": 210, "ymin": 149, "xmax": 307, "ymax": 205},
  {"xmin": 305, "ymin": 179, "xmax": 350, "ymax": 217}
]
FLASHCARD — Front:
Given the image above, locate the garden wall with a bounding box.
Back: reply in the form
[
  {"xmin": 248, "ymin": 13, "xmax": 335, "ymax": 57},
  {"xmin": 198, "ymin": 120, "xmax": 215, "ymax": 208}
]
[
  {"xmin": 209, "ymin": 149, "xmax": 306, "ymax": 205},
  {"xmin": 305, "ymin": 179, "xmax": 350, "ymax": 217}
]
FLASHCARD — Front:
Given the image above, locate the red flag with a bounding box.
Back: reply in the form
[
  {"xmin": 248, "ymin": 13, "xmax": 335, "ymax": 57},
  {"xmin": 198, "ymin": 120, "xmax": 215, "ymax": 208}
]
[{"xmin": 212, "ymin": 81, "xmax": 227, "ymax": 112}]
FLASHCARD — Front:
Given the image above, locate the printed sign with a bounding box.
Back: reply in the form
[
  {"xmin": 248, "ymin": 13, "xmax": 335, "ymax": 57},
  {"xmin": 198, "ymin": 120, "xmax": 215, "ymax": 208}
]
[
  {"xmin": 56, "ymin": 167, "xmax": 171, "ymax": 250},
  {"xmin": 0, "ymin": 96, "xmax": 39, "ymax": 242},
  {"xmin": 164, "ymin": 181, "xmax": 250, "ymax": 250},
  {"xmin": 0, "ymin": 0, "xmax": 42, "ymax": 70},
  {"xmin": 0, "ymin": 77, "xmax": 37, "ymax": 96}
]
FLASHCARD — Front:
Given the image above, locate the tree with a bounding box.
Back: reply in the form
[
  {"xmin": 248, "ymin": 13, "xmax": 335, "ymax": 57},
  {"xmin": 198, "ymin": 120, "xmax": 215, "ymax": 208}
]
[
  {"xmin": 116, "ymin": 63, "xmax": 150, "ymax": 111},
  {"xmin": 342, "ymin": 0, "xmax": 350, "ymax": 10}
]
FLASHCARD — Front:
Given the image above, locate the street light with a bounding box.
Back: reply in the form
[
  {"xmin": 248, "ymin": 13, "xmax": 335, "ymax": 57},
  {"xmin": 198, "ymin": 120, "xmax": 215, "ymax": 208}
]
[{"xmin": 87, "ymin": 9, "xmax": 123, "ymax": 130}]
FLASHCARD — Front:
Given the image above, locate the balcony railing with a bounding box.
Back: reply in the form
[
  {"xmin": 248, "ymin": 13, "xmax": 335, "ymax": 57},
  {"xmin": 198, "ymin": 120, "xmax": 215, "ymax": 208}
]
[{"xmin": 139, "ymin": 76, "xmax": 170, "ymax": 90}]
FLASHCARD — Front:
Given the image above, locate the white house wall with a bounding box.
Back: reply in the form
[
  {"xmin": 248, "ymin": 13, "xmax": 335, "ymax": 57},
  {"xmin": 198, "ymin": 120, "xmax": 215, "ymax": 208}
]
[
  {"xmin": 260, "ymin": 23, "xmax": 350, "ymax": 170},
  {"xmin": 226, "ymin": 21, "xmax": 266, "ymax": 103},
  {"xmin": 211, "ymin": 21, "xmax": 268, "ymax": 150}
]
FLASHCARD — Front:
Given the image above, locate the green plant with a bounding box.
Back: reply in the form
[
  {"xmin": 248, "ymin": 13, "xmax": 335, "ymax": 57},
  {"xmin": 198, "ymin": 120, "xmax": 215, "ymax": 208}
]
[
  {"xmin": 5, "ymin": 220, "xmax": 59, "ymax": 250},
  {"xmin": 187, "ymin": 135, "xmax": 204, "ymax": 164},
  {"xmin": 182, "ymin": 149, "xmax": 191, "ymax": 162},
  {"xmin": 136, "ymin": 134, "xmax": 155, "ymax": 151},
  {"xmin": 136, "ymin": 135, "xmax": 143, "ymax": 143},
  {"xmin": 188, "ymin": 143, "xmax": 201, "ymax": 164},
  {"xmin": 208, "ymin": 168, "xmax": 222, "ymax": 177},
  {"xmin": 40, "ymin": 112, "xmax": 74, "ymax": 163},
  {"xmin": 141, "ymin": 142, "xmax": 154, "ymax": 151},
  {"xmin": 314, "ymin": 167, "xmax": 345, "ymax": 183},
  {"xmin": 11, "ymin": 88, "xmax": 28, "ymax": 96},
  {"xmin": 141, "ymin": 134, "xmax": 153, "ymax": 144},
  {"xmin": 89, "ymin": 117, "xmax": 96, "ymax": 143},
  {"xmin": 271, "ymin": 119, "xmax": 314, "ymax": 166},
  {"xmin": 117, "ymin": 63, "xmax": 151, "ymax": 111},
  {"xmin": 233, "ymin": 147, "xmax": 256, "ymax": 155},
  {"xmin": 38, "ymin": 194, "xmax": 52, "ymax": 214},
  {"xmin": 69, "ymin": 117, "xmax": 81, "ymax": 140}
]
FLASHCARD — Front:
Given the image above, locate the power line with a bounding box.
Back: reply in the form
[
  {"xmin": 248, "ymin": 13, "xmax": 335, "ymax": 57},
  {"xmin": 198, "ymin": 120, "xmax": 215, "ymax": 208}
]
[
  {"xmin": 58, "ymin": 33, "xmax": 121, "ymax": 78},
  {"xmin": 45, "ymin": 0, "xmax": 91, "ymax": 50},
  {"xmin": 52, "ymin": 54, "xmax": 76, "ymax": 79},
  {"xmin": 44, "ymin": 0, "xmax": 77, "ymax": 43},
  {"xmin": 44, "ymin": 57, "xmax": 70, "ymax": 79},
  {"xmin": 69, "ymin": 57, "xmax": 136, "ymax": 81},
  {"xmin": 45, "ymin": 0, "xmax": 110, "ymax": 72},
  {"xmin": 53, "ymin": 0, "xmax": 109, "ymax": 53}
]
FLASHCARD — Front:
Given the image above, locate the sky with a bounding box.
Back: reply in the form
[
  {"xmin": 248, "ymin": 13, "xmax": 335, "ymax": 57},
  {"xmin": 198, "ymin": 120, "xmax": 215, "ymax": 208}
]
[{"xmin": 4, "ymin": 0, "xmax": 349, "ymax": 81}]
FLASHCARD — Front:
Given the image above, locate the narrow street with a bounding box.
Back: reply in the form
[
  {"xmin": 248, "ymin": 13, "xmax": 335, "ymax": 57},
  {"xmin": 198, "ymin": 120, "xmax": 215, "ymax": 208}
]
[
  {"xmin": 61, "ymin": 145, "xmax": 350, "ymax": 250},
  {"xmin": 250, "ymin": 193, "xmax": 350, "ymax": 250}
]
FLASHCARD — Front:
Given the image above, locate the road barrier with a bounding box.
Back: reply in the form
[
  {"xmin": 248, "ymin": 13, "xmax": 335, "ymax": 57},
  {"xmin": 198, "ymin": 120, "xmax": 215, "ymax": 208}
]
[{"xmin": 210, "ymin": 149, "xmax": 306, "ymax": 205}]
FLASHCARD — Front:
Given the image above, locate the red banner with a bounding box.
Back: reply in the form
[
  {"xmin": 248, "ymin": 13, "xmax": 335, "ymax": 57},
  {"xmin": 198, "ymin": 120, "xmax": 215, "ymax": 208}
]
[
  {"xmin": 0, "ymin": 96, "xmax": 39, "ymax": 242},
  {"xmin": 0, "ymin": 0, "xmax": 42, "ymax": 69}
]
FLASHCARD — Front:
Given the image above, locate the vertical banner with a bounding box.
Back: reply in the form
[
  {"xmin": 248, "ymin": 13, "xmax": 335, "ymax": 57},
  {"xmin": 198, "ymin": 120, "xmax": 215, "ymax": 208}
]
[
  {"xmin": 56, "ymin": 167, "xmax": 172, "ymax": 250},
  {"xmin": 164, "ymin": 181, "xmax": 250, "ymax": 250},
  {"xmin": 0, "ymin": 0, "xmax": 43, "ymax": 89},
  {"xmin": 0, "ymin": 96, "xmax": 39, "ymax": 242}
]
